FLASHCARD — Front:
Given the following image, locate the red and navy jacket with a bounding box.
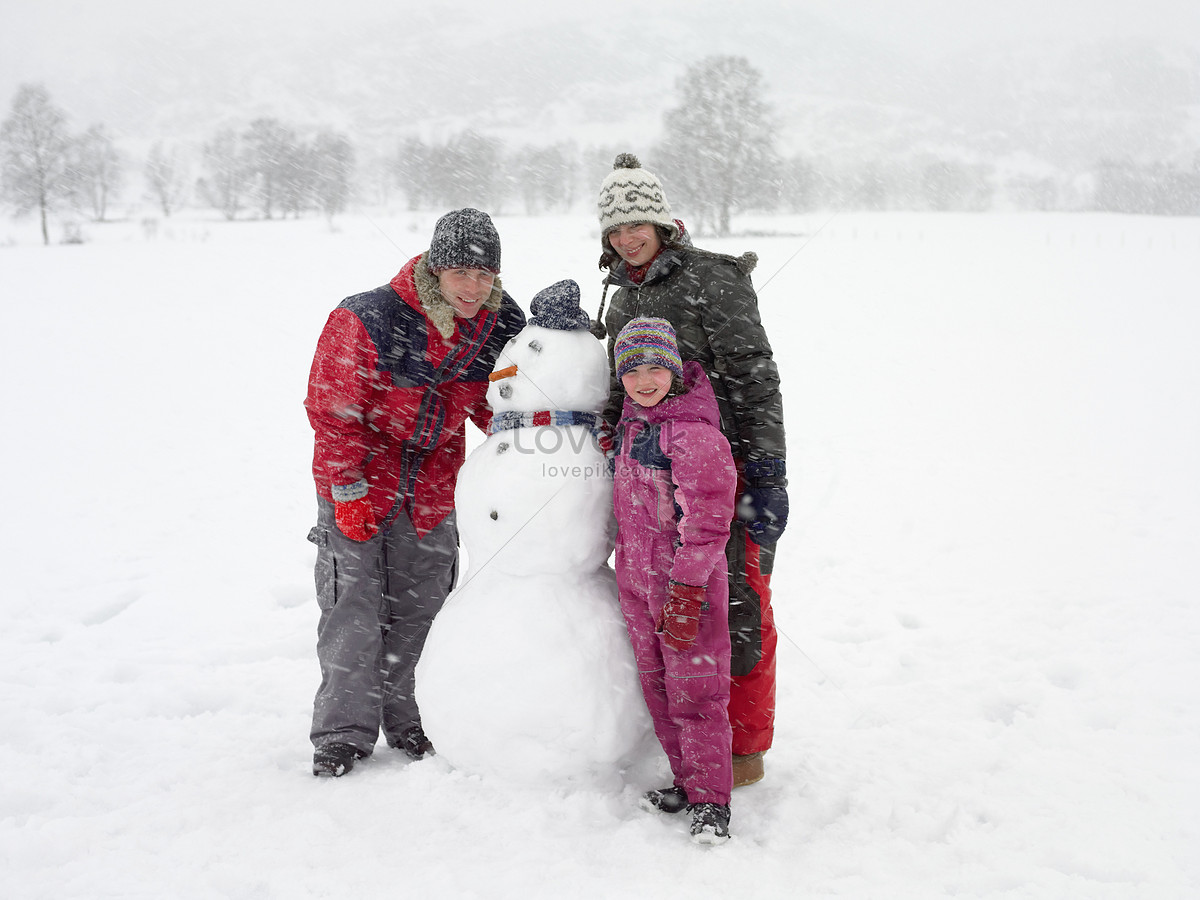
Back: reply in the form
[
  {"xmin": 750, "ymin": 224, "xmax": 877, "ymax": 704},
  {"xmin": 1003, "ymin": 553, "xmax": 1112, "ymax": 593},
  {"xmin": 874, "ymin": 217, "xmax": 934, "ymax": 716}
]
[{"xmin": 306, "ymin": 254, "xmax": 526, "ymax": 537}]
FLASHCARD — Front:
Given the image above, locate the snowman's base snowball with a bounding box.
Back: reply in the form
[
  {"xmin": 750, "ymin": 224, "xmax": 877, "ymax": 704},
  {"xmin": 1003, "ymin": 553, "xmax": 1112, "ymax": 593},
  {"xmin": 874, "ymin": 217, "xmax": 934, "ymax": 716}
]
[{"xmin": 416, "ymin": 568, "xmax": 655, "ymax": 788}]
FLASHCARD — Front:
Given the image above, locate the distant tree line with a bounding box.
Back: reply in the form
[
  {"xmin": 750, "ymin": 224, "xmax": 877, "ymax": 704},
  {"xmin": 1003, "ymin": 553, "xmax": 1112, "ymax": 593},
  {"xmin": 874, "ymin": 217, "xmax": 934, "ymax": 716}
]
[
  {"xmin": 196, "ymin": 118, "xmax": 355, "ymax": 222},
  {"xmin": 1092, "ymin": 159, "xmax": 1200, "ymax": 216},
  {"xmin": 3, "ymin": 68, "xmax": 1199, "ymax": 245},
  {"xmin": 0, "ymin": 83, "xmax": 356, "ymax": 242},
  {"xmin": 0, "ymin": 84, "xmax": 125, "ymax": 244}
]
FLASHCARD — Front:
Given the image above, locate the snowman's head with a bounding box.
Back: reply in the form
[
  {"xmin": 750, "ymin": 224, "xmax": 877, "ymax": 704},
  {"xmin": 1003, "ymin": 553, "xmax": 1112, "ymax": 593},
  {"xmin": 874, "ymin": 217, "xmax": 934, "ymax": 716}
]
[{"xmin": 488, "ymin": 325, "xmax": 609, "ymax": 414}]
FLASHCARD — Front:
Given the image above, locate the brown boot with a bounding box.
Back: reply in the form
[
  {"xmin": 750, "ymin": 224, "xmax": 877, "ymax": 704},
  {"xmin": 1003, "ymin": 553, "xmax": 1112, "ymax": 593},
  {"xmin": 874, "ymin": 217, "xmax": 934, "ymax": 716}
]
[{"xmin": 732, "ymin": 751, "xmax": 765, "ymax": 787}]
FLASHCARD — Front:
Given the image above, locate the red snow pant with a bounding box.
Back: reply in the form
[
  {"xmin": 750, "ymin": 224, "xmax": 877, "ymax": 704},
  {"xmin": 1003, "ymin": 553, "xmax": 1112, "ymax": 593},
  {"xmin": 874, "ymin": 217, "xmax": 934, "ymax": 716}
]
[
  {"xmin": 616, "ymin": 535, "xmax": 733, "ymax": 806},
  {"xmin": 726, "ymin": 520, "xmax": 777, "ymax": 756}
]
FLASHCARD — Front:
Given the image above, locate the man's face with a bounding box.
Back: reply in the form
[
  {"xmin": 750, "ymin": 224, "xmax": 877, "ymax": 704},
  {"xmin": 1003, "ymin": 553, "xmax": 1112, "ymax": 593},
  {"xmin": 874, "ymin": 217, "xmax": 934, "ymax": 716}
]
[
  {"xmin": 438, "ymin": 268, "xmax": 495, "ymax": 319},
  {"xmin": 607, "ymin": 223, "xmax": 662, "ymax": 268}
]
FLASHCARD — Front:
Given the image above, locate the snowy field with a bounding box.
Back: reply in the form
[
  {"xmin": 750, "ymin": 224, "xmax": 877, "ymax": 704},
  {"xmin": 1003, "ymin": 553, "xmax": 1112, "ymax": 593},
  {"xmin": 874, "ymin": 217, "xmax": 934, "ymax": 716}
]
[{"xmin": 1, "ymin": 209, "xmax": 1198, "ymax": 899}]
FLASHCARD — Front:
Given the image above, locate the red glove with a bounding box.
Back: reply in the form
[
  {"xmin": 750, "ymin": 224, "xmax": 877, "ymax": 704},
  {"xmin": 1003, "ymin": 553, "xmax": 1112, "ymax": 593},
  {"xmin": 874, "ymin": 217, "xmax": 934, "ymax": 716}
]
[
  {"xmin": 656, "ymin": 582, "xmax": 705, "ymax": 651},
  {"xmin": 335, "ymin": 496, "xmax": 378, "ymax": 542}
]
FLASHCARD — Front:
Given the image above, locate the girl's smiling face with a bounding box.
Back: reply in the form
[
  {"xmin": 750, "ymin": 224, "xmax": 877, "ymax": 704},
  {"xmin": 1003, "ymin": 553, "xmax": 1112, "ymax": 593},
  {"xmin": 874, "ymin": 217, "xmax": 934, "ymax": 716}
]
[{"xmin": 621, "ymin": 363, "xmax": 674, "ymax": 407}]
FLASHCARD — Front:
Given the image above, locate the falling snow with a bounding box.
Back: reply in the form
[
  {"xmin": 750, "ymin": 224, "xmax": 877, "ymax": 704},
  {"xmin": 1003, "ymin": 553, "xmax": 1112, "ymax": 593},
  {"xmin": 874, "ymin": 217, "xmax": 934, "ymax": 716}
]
[{"xmin": 1, "ymin": 209, "xmax": 1198, "ymax": 898}]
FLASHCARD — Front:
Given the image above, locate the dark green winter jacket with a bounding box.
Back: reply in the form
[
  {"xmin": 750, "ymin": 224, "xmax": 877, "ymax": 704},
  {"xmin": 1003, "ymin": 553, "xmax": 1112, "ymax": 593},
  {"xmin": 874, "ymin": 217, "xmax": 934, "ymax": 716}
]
[{"xmin": 601, "ymin": 243, "xmax": 786, "ymax": 465}]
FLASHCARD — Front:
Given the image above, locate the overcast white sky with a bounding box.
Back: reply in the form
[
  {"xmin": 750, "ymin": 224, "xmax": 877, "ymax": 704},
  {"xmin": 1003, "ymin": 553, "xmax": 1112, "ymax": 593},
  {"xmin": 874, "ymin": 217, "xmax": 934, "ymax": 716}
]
[
  {"xmin": 1, "ymin": 0, "xmax": 1198, "ymax": 126},
  {"xmin": 806, "ymin": 0, "xmax": 1199, "ymax": 53},
  {"xmin": 4, "ymin": 0, "xmax": 1198, "ymax": 62}
]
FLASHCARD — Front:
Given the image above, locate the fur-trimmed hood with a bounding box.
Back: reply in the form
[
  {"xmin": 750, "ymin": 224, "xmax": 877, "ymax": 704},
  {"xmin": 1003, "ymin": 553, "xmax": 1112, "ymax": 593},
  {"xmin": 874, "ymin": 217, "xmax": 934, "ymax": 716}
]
[{"xmin": 391, "ymin": 252, "xmax": 505, "ymax": 339}]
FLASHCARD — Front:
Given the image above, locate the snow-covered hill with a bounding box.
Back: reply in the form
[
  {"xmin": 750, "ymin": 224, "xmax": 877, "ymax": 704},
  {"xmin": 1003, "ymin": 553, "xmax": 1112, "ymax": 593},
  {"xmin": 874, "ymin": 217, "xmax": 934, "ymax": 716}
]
[{"xmin": 5, "ymin": 1, "xmax": 1198, "ymax": 173}]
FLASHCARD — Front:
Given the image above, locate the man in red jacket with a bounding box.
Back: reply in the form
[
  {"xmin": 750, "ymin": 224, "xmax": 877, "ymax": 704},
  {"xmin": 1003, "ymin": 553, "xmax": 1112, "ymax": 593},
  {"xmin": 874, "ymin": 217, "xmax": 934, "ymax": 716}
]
[{"xmin": 305, "ymin": 208, "xmax": 526, "ymax": 777}]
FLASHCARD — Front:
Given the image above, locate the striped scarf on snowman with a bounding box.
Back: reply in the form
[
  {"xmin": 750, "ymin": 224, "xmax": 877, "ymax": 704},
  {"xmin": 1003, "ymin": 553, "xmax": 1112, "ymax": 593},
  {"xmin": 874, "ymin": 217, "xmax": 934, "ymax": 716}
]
[{"xmin": 486, "ymin": 410, "xmax": 615, "ymax": 458}]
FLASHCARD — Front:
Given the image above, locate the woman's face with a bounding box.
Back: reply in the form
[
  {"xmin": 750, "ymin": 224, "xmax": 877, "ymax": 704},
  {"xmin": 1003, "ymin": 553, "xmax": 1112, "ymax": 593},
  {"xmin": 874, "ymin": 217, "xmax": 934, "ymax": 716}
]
[
  {"xmin": 438, "ymin": 268, "xmax": 495, "ymax": 319},
  {"xmin": 607, "ymin": 223, "xmax": 662, "ymax": 268},
  {"xmin": 621, "ymin": 363, "xmax": 674, "ymax": 408}
]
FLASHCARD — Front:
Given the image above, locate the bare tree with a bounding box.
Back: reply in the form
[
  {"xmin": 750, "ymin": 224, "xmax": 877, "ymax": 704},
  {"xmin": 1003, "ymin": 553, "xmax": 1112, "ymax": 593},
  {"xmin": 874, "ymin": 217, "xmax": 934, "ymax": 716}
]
[
  {"xmin": 513, "ymin": 143, "xmax": 577, "ymax": 215},
  {"xmin": 310, "ymin": 130, "xmax": 355, "ymax": 221},
  {"xmin": 394, "ymin": 137, "xmax": 433, "ymax": 210},
  {"xmin": 922, "ymin": 158, "xmax": 993, "ymax": 211},
  {"xmin": 144, "ymin": 141, "xmax": 190, "ymax": 217},
  {"xmin": 779, "ymin": 155, "xmax": 822, "ymax": 212},
  {"xmin": 657, "ymin": 56, "xmax": 777, "ymax": 236},
  {"xmin": 243, "ymin": 118, "xmax": 299, "ymax": 220},
  {"xmin": 200, "ymin": 127, "xmax": 250, "ymax": 220},
  {"xmin": 440, "ymin": 131, "xmax": 506, "ymax": 211},
  {"xmin": 396, "ymin": 131, "xmax": 507, "ymax": 211},
  {"xmin": 72, "ymin": 124, "xmax": 124, "ymax": 222},
  {"xmin": 277, "ymin": 140, "xmax": 313, "ymax": 220},
  {"xmin": 0, "ymin": 83, "xmax": 73, "ymax": 244}
]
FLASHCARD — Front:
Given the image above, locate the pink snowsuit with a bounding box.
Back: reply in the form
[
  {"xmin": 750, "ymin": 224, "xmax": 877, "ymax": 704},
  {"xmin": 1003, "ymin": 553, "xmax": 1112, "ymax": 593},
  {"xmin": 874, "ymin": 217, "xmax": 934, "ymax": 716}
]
[{"xmin": 613, "ymin": 361, "xmax": 737, "ymax": 805}]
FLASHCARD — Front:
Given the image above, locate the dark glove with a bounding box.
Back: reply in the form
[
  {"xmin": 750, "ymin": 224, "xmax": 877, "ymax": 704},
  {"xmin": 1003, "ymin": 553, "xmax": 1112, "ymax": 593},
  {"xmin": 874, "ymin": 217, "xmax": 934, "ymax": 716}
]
[
  {"xmin": 335, "ymin": 496, "xmax": 378, "ymax": 542},
  {"xmin": 739, "ymin": 458, "xmax": 789, "ymax": 546},
  {"xmin": 656, "ymin": 582, "xmax": 705, "ymax": 651}
]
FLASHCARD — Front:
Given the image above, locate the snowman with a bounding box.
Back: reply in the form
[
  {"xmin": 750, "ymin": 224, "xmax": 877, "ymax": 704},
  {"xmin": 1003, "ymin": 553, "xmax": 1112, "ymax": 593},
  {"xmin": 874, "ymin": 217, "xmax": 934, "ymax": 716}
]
[{"xmin": 415, "ymin": 279, "xmax": 654, "ymax": 789}]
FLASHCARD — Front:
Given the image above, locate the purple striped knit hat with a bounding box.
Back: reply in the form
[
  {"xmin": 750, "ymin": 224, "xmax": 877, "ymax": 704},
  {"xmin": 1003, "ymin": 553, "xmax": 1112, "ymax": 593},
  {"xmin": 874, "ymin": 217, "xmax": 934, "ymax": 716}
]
[{"xmin": 614, "ymin": 317, "xmax": 684, "ymax": 379}]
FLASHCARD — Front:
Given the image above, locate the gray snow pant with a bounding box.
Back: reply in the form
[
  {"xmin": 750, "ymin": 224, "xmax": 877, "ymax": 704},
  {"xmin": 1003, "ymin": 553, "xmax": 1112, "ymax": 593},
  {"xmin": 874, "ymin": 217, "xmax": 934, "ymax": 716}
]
[{"xmin": 308, "ymin": 498, "xmax": 458, "ymax": 755}]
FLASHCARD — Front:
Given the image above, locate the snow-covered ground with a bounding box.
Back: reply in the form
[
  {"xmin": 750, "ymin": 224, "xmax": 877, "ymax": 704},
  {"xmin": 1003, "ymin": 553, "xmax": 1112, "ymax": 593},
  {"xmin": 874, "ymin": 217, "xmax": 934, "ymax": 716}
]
[{"xmin": 1, "ymin": 209, "xmax": 1197, "ymax": 899}]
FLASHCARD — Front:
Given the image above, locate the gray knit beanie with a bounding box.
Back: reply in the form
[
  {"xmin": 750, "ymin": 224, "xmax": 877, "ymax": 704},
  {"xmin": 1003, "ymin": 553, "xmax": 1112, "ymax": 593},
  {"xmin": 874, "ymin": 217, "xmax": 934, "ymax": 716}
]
[
  {"xmin": 428, "ymin": 207, "xmax": 501, "ymax": 273},
  {"xmin": 597, "ymin": 154, "xmax": 681, "ymax": 242}
]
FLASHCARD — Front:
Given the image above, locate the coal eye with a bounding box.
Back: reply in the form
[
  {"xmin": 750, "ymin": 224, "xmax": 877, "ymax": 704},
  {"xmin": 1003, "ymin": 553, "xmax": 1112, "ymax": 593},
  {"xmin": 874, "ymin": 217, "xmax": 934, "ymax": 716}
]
[{"xmin": 528, "ymin": 340, "xmax": 543, "ymax": 353}]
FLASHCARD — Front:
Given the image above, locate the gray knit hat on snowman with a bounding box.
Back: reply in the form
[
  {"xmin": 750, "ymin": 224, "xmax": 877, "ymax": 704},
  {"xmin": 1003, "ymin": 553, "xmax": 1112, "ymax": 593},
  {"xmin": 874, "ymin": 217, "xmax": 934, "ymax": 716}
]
[{"xmin": 597, "ymin": 154, "xmax": 681, "ymax": 243}]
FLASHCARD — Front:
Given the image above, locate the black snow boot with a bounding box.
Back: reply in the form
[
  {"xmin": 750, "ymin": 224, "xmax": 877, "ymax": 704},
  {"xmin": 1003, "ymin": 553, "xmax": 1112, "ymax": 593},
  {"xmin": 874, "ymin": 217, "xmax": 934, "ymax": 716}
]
[
  {"xmin": 688, "ymin": 802, "xmax": 731, "ymax": 844},
  {"xmin": 639, "ymin": 785, "xmax": 690, "ymax": 814},
  {"xmin": 312, "ymin": 742, "xmax": 366, "ymax": 777},
  {"xmin": 396, "ymin": 724, "xmax": 434, "ymax": 760}
]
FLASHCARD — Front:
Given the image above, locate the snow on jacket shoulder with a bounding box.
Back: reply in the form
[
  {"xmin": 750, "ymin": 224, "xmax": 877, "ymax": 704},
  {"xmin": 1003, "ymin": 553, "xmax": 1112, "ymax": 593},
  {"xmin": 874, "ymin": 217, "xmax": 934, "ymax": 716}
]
[
  {"xmin": 306, "ymin": 254, "xmax": 525, "ymax": 536},
  {"xmin": 614, "ymin": 361, "xmax": 737, "ymax": 588},
  {"xmin": 602, "ymin": 245, "xmax": 786, "ymax": 464}
]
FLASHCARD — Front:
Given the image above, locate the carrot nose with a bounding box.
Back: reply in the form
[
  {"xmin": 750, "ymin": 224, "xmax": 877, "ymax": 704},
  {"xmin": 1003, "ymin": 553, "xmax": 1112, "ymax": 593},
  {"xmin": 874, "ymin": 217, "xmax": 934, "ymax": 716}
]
[{"xmin": 488, "ymin": 365, "xmax": 519, "ymax": 382}]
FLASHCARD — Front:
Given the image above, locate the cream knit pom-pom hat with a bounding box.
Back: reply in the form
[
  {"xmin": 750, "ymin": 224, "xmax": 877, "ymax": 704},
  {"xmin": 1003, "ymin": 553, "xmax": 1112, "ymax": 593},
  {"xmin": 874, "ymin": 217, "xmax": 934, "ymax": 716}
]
[{"xmin": 597, "ymin": 153, "xmax": 680, "ymax": 242}]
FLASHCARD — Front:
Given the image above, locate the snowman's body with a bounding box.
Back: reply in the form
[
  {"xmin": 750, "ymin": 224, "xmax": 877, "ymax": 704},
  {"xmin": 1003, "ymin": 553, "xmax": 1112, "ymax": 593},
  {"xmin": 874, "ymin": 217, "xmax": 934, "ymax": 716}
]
[{"xmin": 416, "ymin": 312, "xmax": 654, "ymax": 788}]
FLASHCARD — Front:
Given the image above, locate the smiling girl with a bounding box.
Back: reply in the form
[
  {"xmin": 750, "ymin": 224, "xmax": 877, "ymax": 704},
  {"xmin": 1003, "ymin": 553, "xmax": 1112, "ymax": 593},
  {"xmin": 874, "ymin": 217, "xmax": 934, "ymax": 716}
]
[{"xmin": 611, "ymin": 317, "xmax": 737, "ymax": 843}]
